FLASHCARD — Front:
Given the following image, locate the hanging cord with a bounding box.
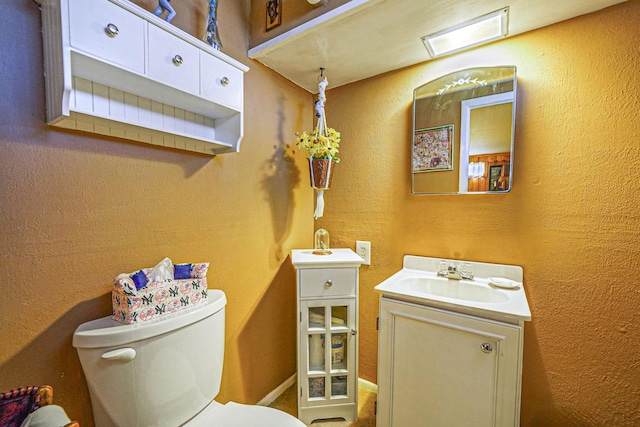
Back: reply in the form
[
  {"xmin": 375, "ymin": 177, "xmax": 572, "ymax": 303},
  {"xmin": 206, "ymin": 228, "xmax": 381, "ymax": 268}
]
[{"xmin": 312, "ymin": 70, "xmax": 332, "ymax": 219}]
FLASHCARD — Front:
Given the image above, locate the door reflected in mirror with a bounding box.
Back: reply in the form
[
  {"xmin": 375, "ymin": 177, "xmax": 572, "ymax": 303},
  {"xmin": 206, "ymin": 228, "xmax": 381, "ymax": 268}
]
[{"xmin": 412, "ymin": 66, "xmax": 516, "ymax": 194}]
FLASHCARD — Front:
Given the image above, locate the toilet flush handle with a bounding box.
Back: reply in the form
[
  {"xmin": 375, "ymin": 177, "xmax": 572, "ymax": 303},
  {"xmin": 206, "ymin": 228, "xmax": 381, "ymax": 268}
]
[{"xmin": 101, "ymin": 348, "xmax": 136, "ymax": 362}]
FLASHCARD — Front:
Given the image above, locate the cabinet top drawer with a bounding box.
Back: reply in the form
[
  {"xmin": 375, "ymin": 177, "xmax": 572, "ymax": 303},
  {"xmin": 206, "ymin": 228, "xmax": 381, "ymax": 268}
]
[
  {"xmin": 299, "ymin": 268, "xmax": 357, "ymax": 298},
  {"xmin": 68, "ymin": 0, "xmax": 145, "ymax": 73}
]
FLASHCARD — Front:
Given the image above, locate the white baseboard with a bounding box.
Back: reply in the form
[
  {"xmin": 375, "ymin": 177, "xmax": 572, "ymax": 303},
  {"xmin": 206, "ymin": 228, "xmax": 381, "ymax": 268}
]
[
  {"xmin": 258, "ymin": 375, "xmax": 378, "ymax": 406},
  {"xmin": 258, "ymin": 373, "xmax": 297, "ymax": 406}
]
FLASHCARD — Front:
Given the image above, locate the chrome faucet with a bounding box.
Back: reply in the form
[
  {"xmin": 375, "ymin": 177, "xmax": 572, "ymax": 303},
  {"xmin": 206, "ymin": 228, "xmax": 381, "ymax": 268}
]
[{"xmin": 437, "ymin": 262, "xmax": 474, "ymax": 280}]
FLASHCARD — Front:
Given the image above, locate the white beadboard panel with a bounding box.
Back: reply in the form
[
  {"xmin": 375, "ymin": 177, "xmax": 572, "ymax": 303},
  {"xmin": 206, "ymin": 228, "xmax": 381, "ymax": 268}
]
[
  {"xmin": 124, "ymin": 128, "xmax": 140, "ymax": 142},
  {"xmin": 163, "ymin": 104, "xmax": 175, "ymax": 133},
  {"xmin": 93, "ymin": 114, "xmax": 112, "ymax": 137},
  {"xmin": 92, "ymin": 82, "xmax": 110, "ymax": 118},
  {"xmin": 108, "ymin": 88, "xmax": 126, "ymax": 122},
  {"xmin": 151, "ymin": 129, "xmax": 165, "ymax": 147},
  {"xmin": 124, "ymin": 92, "xmax": 139, "ymax": 123},
  {"xmin": 185, "ymin": 139, "xmax": 196, "ymax": 152},
  {"xmin": 49, "ymin": 111, "xmax": 223, "ymax": 155},
  {"xmin": 66, "ymin": 75, "xmax": 238, "ymax": 154},
  {"xmin": 203, "ymin": 117, "xmax": 216, "ymax": 141},
  {"xmin": 151, "ymin": 101, "xmax": 164, "ymax": 129},
  {"xmin": 194, "ymin": 114, "xmax": 206, "ymax": 139},
  {"xmin": 75, "ymin": 116, "xmax": 93, "ymax": 133},
  {"xmin": 184, "ymin": 111, "xmax": 195, "ymax": 136},
  {"xmin": 138, "ymin": 130, "xmax": 152, "ymax": 144},
  {"xmin": 137, "ymin": 97, "xmax": 152, "ymax": 127},
  {"xmin": 109, "ymin": 121, "xmax": 127, "ymax": 139},
  {"xmin": 174, "ymin": 108, "xmax": 186, "ymax": 136},
  {"xmin": 174, "ymin": 135, "xmax": 186, "ymax": 151},
  {"xmin": 61, "ymin": 77, "xmax": 238, "ymax": 154},
  {"xmin": 73, "ymin": 77, "xmax": 93, "ymax": 112}
]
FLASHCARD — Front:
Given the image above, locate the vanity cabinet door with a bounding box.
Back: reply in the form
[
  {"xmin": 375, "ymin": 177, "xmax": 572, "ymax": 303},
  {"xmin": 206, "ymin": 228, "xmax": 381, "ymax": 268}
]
[
  {"xmin": 68, "ymin": 0, "xmax": 145, "ymax": 73},
  {"xmin": 377, "ymin": 298, "xmax": 523, "ymax": 427},
  {"xmin": 147, "ymin": 24, "xmax": 200, "ymax": 95}
]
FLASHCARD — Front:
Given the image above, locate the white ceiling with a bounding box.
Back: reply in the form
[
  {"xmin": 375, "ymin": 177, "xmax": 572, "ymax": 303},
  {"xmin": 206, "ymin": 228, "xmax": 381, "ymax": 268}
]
[{"xmin": 248, "ymin": 0, "xmax": 628, "ymax": 93}]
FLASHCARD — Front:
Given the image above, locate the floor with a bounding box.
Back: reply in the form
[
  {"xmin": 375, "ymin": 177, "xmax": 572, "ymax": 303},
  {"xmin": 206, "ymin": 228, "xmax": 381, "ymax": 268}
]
[{"xmin": 268, "ymin": 382, "xmax": 377, "ymax": 426}]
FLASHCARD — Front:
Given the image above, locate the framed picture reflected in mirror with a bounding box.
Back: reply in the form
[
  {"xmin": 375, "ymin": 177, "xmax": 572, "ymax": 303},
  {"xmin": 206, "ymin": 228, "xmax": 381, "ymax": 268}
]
[
  {"xmin": 412, "ymin": 125, "xmax": 454, "ymax": 173},
  {"xmin": 489, "ymin": 165, "xmax": 503, "ymax": 191}
]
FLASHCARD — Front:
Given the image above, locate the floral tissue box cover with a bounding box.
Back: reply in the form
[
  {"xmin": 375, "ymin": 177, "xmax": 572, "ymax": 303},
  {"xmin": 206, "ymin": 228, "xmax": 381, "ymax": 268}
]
[{"xmin": 112, "ymin": 262, "xmax": 209, "ymax": 324}]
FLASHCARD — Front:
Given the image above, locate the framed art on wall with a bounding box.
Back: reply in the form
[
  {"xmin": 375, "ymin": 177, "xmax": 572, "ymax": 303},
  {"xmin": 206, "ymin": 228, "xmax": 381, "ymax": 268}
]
[{"xmin": 266, "ymin": 0, "xmax": 282, "ymax": 31}]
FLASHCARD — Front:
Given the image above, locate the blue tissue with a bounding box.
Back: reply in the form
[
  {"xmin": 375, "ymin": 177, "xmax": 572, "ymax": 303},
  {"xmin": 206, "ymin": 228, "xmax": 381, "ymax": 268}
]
[
  {"xmin": 174, "ymin": 264, "xmax": 192, "ymax": 280},
  {"xmin": 131, "ymin": 270, "xmax": 148, "ymax": 291}
]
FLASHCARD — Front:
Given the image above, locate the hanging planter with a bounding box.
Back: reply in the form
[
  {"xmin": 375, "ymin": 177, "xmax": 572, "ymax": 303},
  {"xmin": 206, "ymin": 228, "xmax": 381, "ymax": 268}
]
[
  {"xmin": 309, "ymin": 158, "xmax": 336, "ymax": 189},
  {"xmin": 295, "ymin": 70, "xmax": 341, "ymax": 219}
]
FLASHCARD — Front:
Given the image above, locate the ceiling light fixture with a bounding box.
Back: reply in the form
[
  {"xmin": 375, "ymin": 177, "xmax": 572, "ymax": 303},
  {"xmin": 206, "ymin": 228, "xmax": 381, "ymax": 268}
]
[{"xmin": 422, "ymin": 8, "xmax": 509, "ymax": 58}]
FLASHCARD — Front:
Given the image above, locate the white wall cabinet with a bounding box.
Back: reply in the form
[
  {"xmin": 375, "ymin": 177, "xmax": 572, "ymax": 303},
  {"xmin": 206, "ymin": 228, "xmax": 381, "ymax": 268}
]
[
  {"xmin": 37, "ymin": 0, "xmax": 248, "ymax": 155},
  {"xmin": 377, "ymin": 297, "xmax": 525, "ymax": 427},
  {"xmin": 292, "ymin": 249, "xmax": 363, "ymax": 425}
]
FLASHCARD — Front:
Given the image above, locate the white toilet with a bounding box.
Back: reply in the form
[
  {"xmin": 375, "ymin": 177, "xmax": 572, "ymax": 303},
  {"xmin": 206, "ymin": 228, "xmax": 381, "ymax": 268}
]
[{"xmin": 73, "ymin": 289, "xmax": 305, "ymax": 427}]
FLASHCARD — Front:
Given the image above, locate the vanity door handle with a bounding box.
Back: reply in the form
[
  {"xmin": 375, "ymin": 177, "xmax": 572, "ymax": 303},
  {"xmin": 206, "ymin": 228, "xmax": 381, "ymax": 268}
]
[
  {"xmin": 220, "ymin": 77, "xmax": 230, "ymax": 87},
  {"xmin": 173, "ymin": 55, "xmax": 183, "ymax": 66},
  {"xmin": 105, "ymin": 23, "xmax": 119, "ymax": 37},
  {"xmin": 324, "ymin": 279, "xmax": 333, "ymax": 288},
  {"xmin": 481, "ymin": 343, "xmax": 493, "ymax": 354}
]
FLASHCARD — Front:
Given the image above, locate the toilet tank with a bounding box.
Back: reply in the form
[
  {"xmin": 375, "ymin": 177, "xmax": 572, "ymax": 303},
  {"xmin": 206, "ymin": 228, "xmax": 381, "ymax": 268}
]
[{"xmin": 73, "ymin": 290, "xmax": 227, "ymax": 427}]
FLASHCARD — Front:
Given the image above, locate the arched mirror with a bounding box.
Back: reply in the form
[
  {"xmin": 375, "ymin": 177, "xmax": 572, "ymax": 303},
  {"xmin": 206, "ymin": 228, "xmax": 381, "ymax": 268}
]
[{"xmin": 412, "ymin": 66, "xmax": 516, "ymax": 194}]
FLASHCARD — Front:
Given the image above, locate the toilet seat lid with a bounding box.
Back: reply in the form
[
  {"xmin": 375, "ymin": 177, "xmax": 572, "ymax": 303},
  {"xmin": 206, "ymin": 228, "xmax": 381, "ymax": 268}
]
[{"xmin": 187, "ymin": 401, "xmax": 305, "ymax": 427}]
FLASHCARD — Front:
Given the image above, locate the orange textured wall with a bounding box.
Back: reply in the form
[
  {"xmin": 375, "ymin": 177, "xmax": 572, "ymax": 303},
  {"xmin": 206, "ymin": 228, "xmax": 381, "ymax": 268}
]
[
  {"xmin": 249, "ymin": 0, "xmax": 350, "ymax": 48},
  {"xmin": 130, "ymin": 0, "xmax": 210, "ymax": 40},
  {"xmin": 318, "ymin": 1, "xmax": 640, "ymax": 425},
  {"xmin": 0, "ymin": 1, "xmax": 314, "ymax": 425}
]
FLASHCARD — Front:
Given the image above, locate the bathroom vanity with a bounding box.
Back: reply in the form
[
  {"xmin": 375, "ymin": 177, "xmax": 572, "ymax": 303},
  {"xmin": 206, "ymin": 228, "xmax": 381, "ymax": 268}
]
[
  {"xmin": 375, "ymin": 256, "xmax": 531, "ymax": 427},
  {"xmin": 292, "ymin": 249, "xmax": 363, "ymax": 425}
]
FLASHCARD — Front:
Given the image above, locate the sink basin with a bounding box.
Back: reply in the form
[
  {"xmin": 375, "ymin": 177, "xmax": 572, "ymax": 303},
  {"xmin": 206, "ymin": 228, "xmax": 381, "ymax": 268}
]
[
  {"xmin": 399, "ymin": 277, "xmax": 510, "ymax": 303},
  {"xmin": 374, "ymin": 256, "xmax": 531, "ymax": 323}
]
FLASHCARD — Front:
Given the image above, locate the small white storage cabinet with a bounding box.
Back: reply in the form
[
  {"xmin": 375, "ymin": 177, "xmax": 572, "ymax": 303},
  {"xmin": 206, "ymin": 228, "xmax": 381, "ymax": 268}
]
[
  {"xmin": 36, "ymin": 0, "xmax": 249, "ymax": 155},
  {"xmin": 377, "ymin": 298, "xmax": 525, "ymax": 427},
  {"xmin": 292, "ymin": 249, "xmax": 363, "ymax": 425}
]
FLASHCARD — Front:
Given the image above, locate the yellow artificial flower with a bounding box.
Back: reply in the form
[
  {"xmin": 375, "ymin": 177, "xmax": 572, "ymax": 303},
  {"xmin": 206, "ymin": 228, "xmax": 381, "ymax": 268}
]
[{"xmin": 295, "ymin": 127, "xmax": 341, "ymax": 163}]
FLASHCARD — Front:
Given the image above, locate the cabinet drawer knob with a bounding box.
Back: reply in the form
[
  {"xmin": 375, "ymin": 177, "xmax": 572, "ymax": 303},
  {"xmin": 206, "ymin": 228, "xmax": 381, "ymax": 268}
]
[
  {"xmin": 172, "ymin": 55, "xmax": 184, "ymax": 66},
  {"xmin": 221, "ymin": 77, "xmax": 230, "ymax": 87},
  {"xmin": 481, "ymin": 343, "xmax": 493, "ymax": 354},
  {"xmin": 105, "ymin": 23, "xmax": 119, "ymax": 38},
  {"xmin": 324, "ymin": 279, "xmax": 333, "ymax": 288}
]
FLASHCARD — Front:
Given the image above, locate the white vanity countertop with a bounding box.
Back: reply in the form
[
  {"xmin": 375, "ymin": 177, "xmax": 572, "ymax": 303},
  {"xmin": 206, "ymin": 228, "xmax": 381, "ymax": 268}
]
[{"xmin": 375, "ymin": 255, "xmax": 531, "ymax": 324}]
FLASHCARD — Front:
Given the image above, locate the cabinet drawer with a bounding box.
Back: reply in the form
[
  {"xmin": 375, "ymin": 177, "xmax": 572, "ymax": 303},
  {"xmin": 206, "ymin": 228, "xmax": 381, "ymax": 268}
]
[
  {"xmin": 147, "ymin": 23, "xmax": 200, "ymax": 95},
  {"xmin": 68, "ymin": 0, "xmax": 145, "ymax": 73},
  {"xmin": 300, "ymin": 268, "xmax": 356, "ymax": 298},
  {"xmin": 200, "ymin": 54, "xmax": 244, "ymax": 110}
]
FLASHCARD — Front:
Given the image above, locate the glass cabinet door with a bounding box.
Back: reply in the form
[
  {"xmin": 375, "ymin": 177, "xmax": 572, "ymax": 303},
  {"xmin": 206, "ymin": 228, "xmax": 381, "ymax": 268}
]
[{"xmin": 301, "ymin": 299, "xmax": 355, "ymax": 404}]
